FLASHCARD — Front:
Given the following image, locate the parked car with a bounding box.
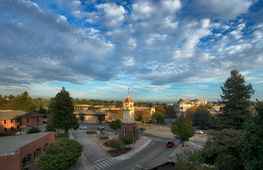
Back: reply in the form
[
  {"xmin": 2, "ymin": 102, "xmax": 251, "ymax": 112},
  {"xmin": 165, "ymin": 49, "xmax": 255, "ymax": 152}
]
[
  {"xmin": 195, "ymin": 130, "xmax": 203, "ymax": 134},
  {"xmin": 161, "ymin": 122, "xmax": 167, "ymax": 125},
  {"xmin": 166, "ymin": 141, "xmax": 174, "ymax": 148},
  {"xmin": 79, "ymin": 126, "xmax": 87, "ymax": 130}
]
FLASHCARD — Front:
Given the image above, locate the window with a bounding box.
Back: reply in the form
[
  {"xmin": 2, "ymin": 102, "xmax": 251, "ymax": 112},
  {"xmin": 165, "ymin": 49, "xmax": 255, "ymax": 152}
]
[
  {"xmin": 27, "ymin": 118, "xmax": 29, "ymax": 123},
  {"xmin": 17, "ymin": 118, "xmax": 19, "ymax": 122},
  {"xmin": 11, "ymin": 119, "xmax": 13, "ymax": 123},
  {"xmin": 37, "ymin": 117, "xmax": 39, "ymax": 122},
  {"xmin": 4, "ymin": 128, "xmax": 6, "ymax": 131},
  {"xmin": 4, "ymin": 120, "xmax": 6, "ymax": 124}
]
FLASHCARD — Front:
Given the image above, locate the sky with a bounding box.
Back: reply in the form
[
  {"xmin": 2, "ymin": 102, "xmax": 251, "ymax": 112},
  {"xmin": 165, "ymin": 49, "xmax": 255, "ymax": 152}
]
[{"xmin": 0, "ymin": 0, "xmax": 263, "ymax": 103}]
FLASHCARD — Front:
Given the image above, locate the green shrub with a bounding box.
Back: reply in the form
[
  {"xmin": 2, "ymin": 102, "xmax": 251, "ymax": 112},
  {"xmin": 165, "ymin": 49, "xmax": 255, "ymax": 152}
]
[
  {"xmin": 38, "ymin": 138, "xmax": 83, "ymax": 170},
  {"xmin": 27, "ymin": 127, "xmax": 41, "ymax": 134},
  {"xmin": 86, "ymin": 131, "xmax": 96, "ymax": 134},
  {"xmin": 0, "ymin": 131, "xmax": 12, "ymax": 137},
  {"xmin": 109, "ymin": 138, "xmax": 123, "ymax": 150},
  {"xmin": 45, "ymin": 125, "xmax": 56, "ymax": 132},
  {"xmin": 99, "ymin": 136, "xmax": 108, "ymax": 139}
]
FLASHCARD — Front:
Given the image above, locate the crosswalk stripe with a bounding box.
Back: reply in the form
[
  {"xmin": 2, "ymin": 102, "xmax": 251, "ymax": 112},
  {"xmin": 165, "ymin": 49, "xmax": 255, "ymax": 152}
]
[
  {"xmin": 97, "ymin": 162, "xmax": 108, "ymax": 167},
  {"xmin": 94, "ymin": 165, "xmax": 100, "ymax": 170},
  {"xmin": 108, "ymin": 158, "xmax": 118, "ymax": 164},
  {"xmin": 95, "ymin": 163, "xmax": 104, "ymax": 169},
  {"xmin": 104, "ymin": 159, "xmax": 113, "ymax": 165}
]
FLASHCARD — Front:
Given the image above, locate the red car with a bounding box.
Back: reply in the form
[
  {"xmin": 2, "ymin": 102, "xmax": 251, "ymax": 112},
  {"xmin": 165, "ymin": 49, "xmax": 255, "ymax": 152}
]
[{"xmin": 166, "ymin": 141, "xmax": 174, "ymax": 148}]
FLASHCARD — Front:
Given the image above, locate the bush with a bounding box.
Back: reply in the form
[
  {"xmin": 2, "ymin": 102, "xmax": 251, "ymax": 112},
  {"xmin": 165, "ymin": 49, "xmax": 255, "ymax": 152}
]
[
  {"xmin": 27, "ymin": 127, "xmax": 41, "ymax": 134},
  {"xmin": 100, "ymin": 136, "xmax": 108, "ymax": 139},
  {"xmin": 109, "ymin": 138, "xmax": 123, "ymax": 150},
  {"xmin": 0, "ymin": 131, "xmax": 12, "ymax": 137},
  {"xmin": 38, "ymin": 138, "xmax": 83, "ymax": 170},
  {"xmin": 45, "ymin": 125, "xmax": 56, "ymax": 132},
  {"xmin": 86, "ymin": 131, "xmax": 96, "ymax": 134}
]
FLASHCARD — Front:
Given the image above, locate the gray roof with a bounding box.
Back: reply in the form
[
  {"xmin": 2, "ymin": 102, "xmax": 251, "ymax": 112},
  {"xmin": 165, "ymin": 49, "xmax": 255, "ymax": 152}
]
[
  {"xmin": 74, "ymin": 110, "xmax": 106, "ymax": 115},
  {"xmin": 0, "ymin": 110, "xmax": 44, "ymax": 120},
  {"xmin": 0, "ymin": 132, "xmax": 51, "ymax": 156}
]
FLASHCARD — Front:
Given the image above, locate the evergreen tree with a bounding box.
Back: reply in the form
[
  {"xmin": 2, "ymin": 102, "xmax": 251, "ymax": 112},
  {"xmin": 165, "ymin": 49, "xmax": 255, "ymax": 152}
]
[
  {"xmin": 192, "ymin": 105, "xmax": 214, "ymax": 130},
  {"xmin": 51, "ymin": 87, "xmax": 79, "ymax": 137},
  {"xmin": 218, "ymin": 69, "xmax": 255, "ymax": 130},
  {"xmin": 171, "ymin": 112, "xmax": 195, "ymax": 147},
  {"xmin": 109, "ymin": 119, "xmax": 121, "ymax": 134}
]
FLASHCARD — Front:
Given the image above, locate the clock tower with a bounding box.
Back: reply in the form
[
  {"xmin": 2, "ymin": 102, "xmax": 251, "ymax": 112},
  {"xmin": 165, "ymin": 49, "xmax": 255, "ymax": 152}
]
[{"xmin": 119, "ymin": 96, "xmax": 139, "ymax": 140}]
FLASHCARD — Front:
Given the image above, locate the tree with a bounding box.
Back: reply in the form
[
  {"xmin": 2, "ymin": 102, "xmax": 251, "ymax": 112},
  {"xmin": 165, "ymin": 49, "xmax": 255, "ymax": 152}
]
[
  {"xmin": 218, "ymin": 69, "xmax": 255, "ymax": 130},
  {"xmin": 152, "ymin": 111, "xmax": 165, "ymax": 123},
  {"xmin": 192, "ymin": 105, "xmax": 214, "ymax": 130},
  {"xmin": 166, "ymin": 107, "xmax": 175, "ymax": 118},
  {"xmin": 240, "ymin": 100, "xmax": 263, "ymax": 170},
  {"xmin": 80, "ymin": 114, "xmax": 85, "ymax": 122},
  {"xmin": 186, "ymin": 106, "xmax": 199, "ymax": 120},
  {"xmin": 38, "ymin": 105, "xmax": 47, "ymax": 116},
  {"xmin": 171, "ymin": 113, "xmax": 195, "ymax": 147},
  {"xmin": 27, "ymin": 127, "xmax": 41, "ymax": 134},
  {"xmin": 13, "ymin": 91, "xmax": 37, "ymax": 112},
  {"xmin": 51, "ymin": 87, "xmax": 79, "ymax": 137},
  {"xmin": 109, "ymin": 138, "xmax": 123, "ymax": 150},
  {"xmin": 121, "ymin": 135, "xmax": 133, "ymax": 148},
  {"xmin": 174, "ymin": 150, "xmax": 214, "ymax": 170},
  {"xmin": 156, "ymin": 107, "xmax": 166, "ymax": 114},
  {"xmin": 141, "ymin": 110, "xmax": 152, "ymax": 124},
  {"xmin": 203, "ymin": 129, "xmax": 244, "ymax": 170},
  {"xmin": 37, "ymin": 138, "xmax": 83, "ymax": 170},
  {"xmin": 149, "ymin": 102, "xmax": 154, "ymax": 107},
  {"xmin": 109, "ymin": 119, "xmax": 121, "ymax": 134}
]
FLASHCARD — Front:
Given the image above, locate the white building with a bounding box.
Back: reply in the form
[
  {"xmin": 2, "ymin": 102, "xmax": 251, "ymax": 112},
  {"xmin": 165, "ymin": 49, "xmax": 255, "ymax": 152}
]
[{"xmin": 173, "ymin": 98, "xmax": 207, "ymax": 116}]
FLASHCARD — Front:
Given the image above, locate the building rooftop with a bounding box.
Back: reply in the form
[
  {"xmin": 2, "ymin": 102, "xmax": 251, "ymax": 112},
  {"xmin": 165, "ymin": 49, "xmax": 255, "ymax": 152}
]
[
  {"xmin": 74, "ymin": 111, "xmax": 106, "ymax": 115},
  {"xmin": 0, "ymin": 132, "xmax": 51, "ymax": 156},
  {"xmin": 0, "ymin": 110, "xmax": 43, "ymax": 120}
]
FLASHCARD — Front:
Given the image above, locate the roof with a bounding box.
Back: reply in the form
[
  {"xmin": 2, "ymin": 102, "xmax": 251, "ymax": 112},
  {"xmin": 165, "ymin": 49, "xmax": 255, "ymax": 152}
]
[
  {"xmin": 0, "ymin": 132, "xmax": 51, "ymax": 156},
  {"xmin": 124, "ymin": 97, "xmax": 133, "ymax": 103},
  {"xmin": 0, "ymin": 110, "xmax": 44, "ymax": 120},
  {"xmin": 106, "ymin": 110, "xmax": 119, "ymax": 114},
  {"xmin": 178, "ymin": 98, "xmax": 184, "ymax": 102},
  {"xmin": 74, "ymin": 111, "xmax": 106, "ymax": 115}
]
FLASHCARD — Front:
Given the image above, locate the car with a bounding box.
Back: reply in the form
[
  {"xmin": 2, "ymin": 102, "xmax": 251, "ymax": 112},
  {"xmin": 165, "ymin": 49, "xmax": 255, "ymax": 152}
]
[
  {"xmin": 79, "ymin": 126, "xmax": 87, "ymax": 130},
  {"xmin": 161, "ymin": 122, "xmax": 167, "ymax": 125},
  {"xmin": 195, "ymin": 130, "xmax": 203, "ymax": 134},
  {"xmin": 166, "ymin": 141, "xmax": 174, "ymax": 148}
]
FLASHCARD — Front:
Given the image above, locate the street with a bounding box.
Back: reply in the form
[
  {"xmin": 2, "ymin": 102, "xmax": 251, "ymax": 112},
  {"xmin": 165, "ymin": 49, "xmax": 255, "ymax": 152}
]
[{"xmin": 71, "ymin": 123, "xmax": 207, "ymax": 170}]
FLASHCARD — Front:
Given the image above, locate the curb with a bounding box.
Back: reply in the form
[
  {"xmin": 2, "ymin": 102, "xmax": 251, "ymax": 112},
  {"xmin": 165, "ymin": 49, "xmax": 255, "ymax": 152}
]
[{"xmin": 86, "ymin": 133, "xmax": 112, "ymax": 157}]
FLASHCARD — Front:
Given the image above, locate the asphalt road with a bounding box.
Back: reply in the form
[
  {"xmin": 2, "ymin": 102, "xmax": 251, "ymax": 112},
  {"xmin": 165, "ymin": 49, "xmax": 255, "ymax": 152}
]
[
  {"xmin": 71, "ymin": 129, "xmax": 110, "ymax": 163},
  {"xmin": 106, "ymin": 141, "xmax": 179, "ymax": 170}
]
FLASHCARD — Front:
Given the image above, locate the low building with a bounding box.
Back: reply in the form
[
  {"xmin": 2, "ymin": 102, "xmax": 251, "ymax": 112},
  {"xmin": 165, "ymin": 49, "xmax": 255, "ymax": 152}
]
[
  {"xmin": 0, "ymin": 132, "xmax": 55, "ymax": 170},
  {"xmin": 74, "ymin": 110, "xmax": 106, "ymax": 124},
  {"xmin": 74, "ymin": 104, "xmax": 90, "ymax": 111},
  {"xmin": 135, "ymin": 106, "xmax": 155, "ymax": 116},
  {"xmin": 0, "ymin": 110, "xmax": 44, "ymax": 133},
  {"xmin": 105, "ymin": 110, "xmax": 121, "ymax": 122}
]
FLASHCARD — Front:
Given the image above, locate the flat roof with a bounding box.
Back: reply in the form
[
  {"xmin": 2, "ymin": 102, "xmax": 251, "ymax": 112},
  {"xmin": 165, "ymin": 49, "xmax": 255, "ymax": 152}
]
[{"xmin": 0, "ymin": 132, "xmax": 51, "ymax": 156}]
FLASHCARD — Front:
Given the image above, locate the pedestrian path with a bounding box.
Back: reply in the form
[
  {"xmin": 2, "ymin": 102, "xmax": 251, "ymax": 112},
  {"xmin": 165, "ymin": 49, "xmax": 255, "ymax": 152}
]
[
  {"xmin": 93, "ymin": 157, "xmax": 122, "ymax": 170},
  {"xmin": 190, "ymin": 143, "xmax": 204, "ymax": 149}
]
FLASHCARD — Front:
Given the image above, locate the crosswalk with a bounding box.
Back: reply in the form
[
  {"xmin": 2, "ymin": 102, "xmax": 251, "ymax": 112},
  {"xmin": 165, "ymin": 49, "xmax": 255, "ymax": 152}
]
[
  {"xmin": 93, "ymin": 158, "xmax": 122, "ymax": 170},
  {"xmin": 191, "ymin": 143, "xmax": 204, "ymax": 149}
]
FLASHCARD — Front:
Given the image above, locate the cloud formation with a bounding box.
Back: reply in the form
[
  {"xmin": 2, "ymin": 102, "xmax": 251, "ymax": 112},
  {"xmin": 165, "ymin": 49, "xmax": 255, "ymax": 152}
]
[{"xmin": 0, "ymin": 0, "xmax": 263, "ymax": 101}]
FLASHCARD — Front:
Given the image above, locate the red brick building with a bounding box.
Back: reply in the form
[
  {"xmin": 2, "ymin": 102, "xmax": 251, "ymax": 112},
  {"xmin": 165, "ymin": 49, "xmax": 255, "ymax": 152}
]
[
  {"xmin": 0, "ymin": 110, "xmax": 44, "ymax": 133},
  {"xmin": 0, "ymin": 132, "xmax": 55, "ymax": 170}
]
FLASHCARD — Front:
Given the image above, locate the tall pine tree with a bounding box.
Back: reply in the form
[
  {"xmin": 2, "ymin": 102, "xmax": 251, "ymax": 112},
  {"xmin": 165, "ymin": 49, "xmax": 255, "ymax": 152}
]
[
  {"xmin": 51, "ymin": 87, "xmax": 79, "ymax": 137},
  {"xmin": 218, "ymin": 69, "xmax": 255, "ymax": 130}
]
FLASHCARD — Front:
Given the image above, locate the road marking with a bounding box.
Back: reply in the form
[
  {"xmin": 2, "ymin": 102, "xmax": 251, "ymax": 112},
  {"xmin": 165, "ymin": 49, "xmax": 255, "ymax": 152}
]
[
  {"xmin": 136, "ymin": 164, "xmax": 143, "ymax": 168},
  {"xmin": 94, "ymin": 165, "xmax": 100, "ymax": 170},
  {"xmin": 136, "ymin": 144, "xmax": 165, "ymax": 164},
  {"xmin": 170, "ymin": 146, "xmax": 179, "ymax": 156}
]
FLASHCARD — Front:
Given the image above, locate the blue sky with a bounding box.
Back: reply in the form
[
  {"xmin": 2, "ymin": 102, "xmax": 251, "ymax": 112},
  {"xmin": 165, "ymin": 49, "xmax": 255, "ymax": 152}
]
[{"xmin": 0, "ymin": 0, "xmax": 263, "ymax": 103}]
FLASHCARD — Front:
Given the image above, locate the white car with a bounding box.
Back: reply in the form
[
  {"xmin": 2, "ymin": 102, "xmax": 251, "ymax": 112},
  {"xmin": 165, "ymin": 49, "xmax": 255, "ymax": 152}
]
[
  {"xmin": 195, "ymin": 130, "xmax": 203, "ymax": 134},
  {"xmin": 79, "ymin": 126, "xmax": 87, "ymax": 130}
]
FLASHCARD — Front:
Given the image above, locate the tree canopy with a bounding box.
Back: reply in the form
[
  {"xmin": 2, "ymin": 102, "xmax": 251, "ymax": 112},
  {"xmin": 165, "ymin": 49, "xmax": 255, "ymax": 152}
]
[
  {"xmin": 171, "ymin": 113, "xmax": 195, "ymax": 147},
  {"xmin": 109, "ymin": 119, "xmax": 121, "ymax": 134},
  {"xmin": 38, "ymin": 138, "xmax": 83, "ymax": 170},
  {"xmin": 156, "ymin": 107, "xmax": 166, "ymax": 114},
  {"xmin": 186, "ymin": 106, "xmax": 199, "ymax": 120},
  {"xmin": 218, "ymin": 69, "xmax": 255, "ymax": 130},
  {"xmin": 192, "ymin": 105, "xmax": 214, "ymax": 130},
  {"xmin": 51, "ymin": 87, "xmax": 79, "ymax": 137},
  {"xmin": 153, "ymin": 111, "xmax": 165, "ymax": 123}
]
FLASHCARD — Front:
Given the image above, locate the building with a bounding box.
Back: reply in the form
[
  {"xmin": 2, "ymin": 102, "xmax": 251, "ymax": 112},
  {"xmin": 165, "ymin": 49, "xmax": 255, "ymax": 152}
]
[
  {"xmin": 119, "ymin": 97, "xmax": 139, "ymax": 141},
  {"xmin": 135, "ymin": 106, "xmax": 155, "ymax": 116},
  {"xmin": 105, "ymin": 110, "xmax": 121, "ymax": 122},
  {"xmin": 74, "ymin": 104, "xmax": 90, "ymax": 111},
  {"xmin": 0, "ymin": 132, "xmax": 55, "ymax": 170},
  {"xmin": 74, "ymin": 110, "xmax": 106, "ymax": 123},
  {"xmin": 0, "ymin": 110, "xmax": 44, "ymax": 133},
  {"xmin": 173, "ymin": 98, "xmax": 207, "ymax": 115}
]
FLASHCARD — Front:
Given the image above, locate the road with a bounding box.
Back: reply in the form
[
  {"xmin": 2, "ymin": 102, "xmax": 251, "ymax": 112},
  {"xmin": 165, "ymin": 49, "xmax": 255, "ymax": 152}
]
[{"xmin": 72, "ymin": 123, "xmax": 207, "ymax": 170}]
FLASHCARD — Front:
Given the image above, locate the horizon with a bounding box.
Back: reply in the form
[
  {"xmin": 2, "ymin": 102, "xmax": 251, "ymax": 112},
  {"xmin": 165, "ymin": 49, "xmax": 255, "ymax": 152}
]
[{"xmin": 0, "ymin": 0, "xmax": 263, "ymax": 102}]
